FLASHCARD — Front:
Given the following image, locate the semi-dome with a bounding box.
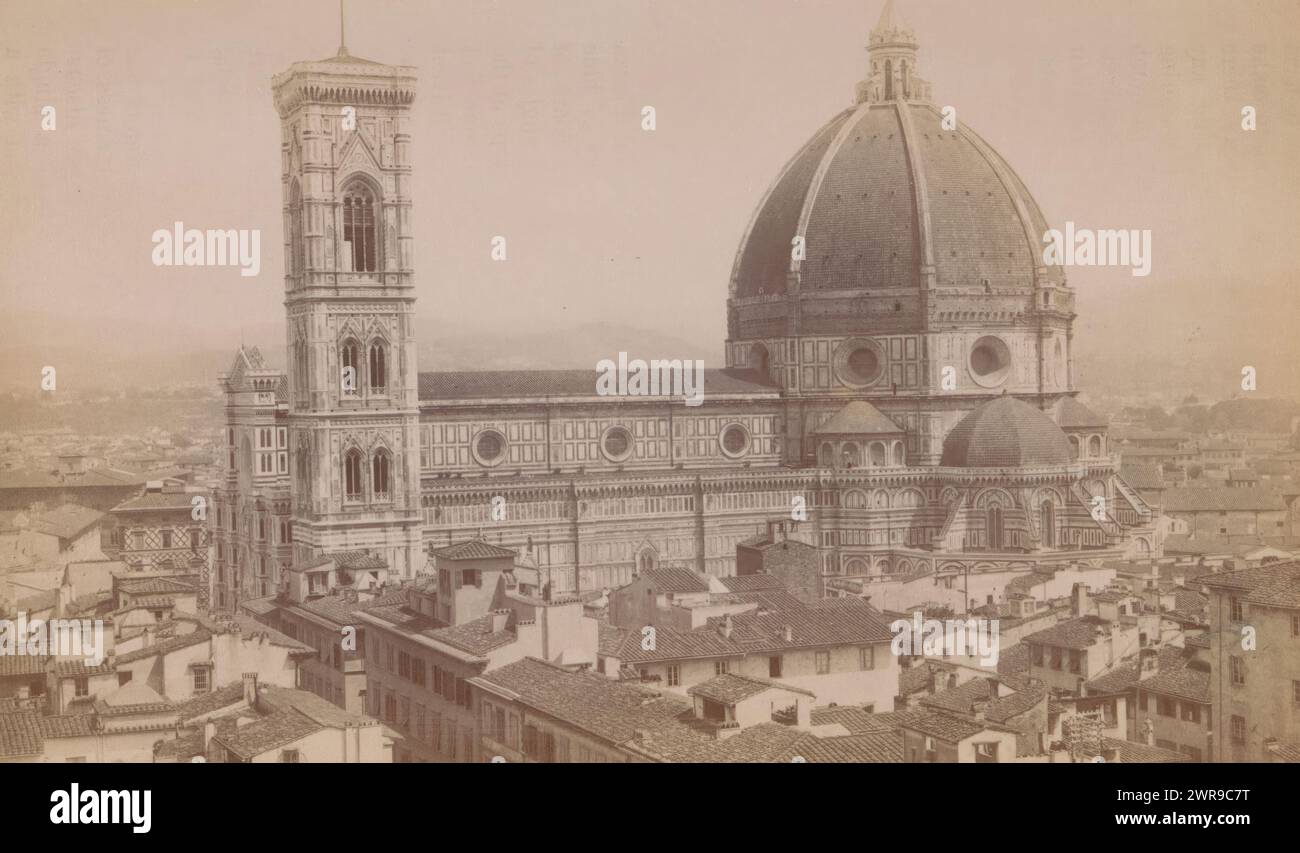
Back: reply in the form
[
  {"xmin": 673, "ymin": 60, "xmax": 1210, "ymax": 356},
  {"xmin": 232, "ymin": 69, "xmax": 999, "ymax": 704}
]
[
  {"xmin": 941, "ymin": 396, "xmax": 1074, "ymax": 468},
  {"xmin": 728, "ymin": 0, "xmax": 1063, "ymax": 312}
]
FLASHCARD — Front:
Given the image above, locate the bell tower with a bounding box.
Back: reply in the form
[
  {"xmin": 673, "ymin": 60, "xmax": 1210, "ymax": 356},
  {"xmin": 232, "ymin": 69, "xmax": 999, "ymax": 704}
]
[{"xmin": 271, "ymin": 42, "xmax": 422, "ymax": 578}]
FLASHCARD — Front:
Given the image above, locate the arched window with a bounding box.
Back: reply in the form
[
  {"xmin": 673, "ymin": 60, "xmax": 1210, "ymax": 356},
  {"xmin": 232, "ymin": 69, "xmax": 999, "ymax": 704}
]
[
  {"xmin": 344, "ymin": 449, "xmax": 363, "ymax": 500},
  {"xmin": 884, "ymin": 59, "xmax": 894, "ymax": 100},
  {"xmin": 987, "ymin": 505, "xmax": 1004, "ymax": 550},
  {"xmin": 289, "ymin": 179, "xmax": 305, "ymax": 278},
  {"xmin": 340, "ymin": 339, "xmax": 360, "ymax": 395},
  {"xmin": 819, "ymin": 443, "xmax": 833, "ymax": 468},
  {"xmin": 372, "ymin": 450, "xmax": 390, "ymax": 499},
  {"xmin": 1069, "ymin": 435, "xmax": 1081, "ymax": 460},
  {"xmin": 901, "ymin": 60, "xmax": 910, "ymax": 98},
  {"xmin": 342, "ymin": 182, "xmax": 377, "ymax": 273},
  {"xmin": 368, "ymin": 342, "xmax": 387, "ymax": 392},
  {"xmin": 294, "ymin": 337, "xmax": 309, "ymax": 405},
  {"xmin": 892, "ymin": 442, "xmax": 906, "ymax": 466},
  {"xmin": 869, "ymin": 442, "xmax": 886, "ymax": 467},
  {"xmin": 841, "ymin": 443, "xmax": 861, "ymax": 469},
  {"xmin": 751, "ymin": 344, "xmax": 769, "ymax": 378},
  {"xmin": 1089, "ymin": 435, "xmax": 1103, "ymax": 457},
  {"xmin": 638, "ymin": 550, "xmax": 656, "ymax": 573},
  {"xmin": 1040, "ymin": 501, "xmax": 1056, "ymax": 548}
]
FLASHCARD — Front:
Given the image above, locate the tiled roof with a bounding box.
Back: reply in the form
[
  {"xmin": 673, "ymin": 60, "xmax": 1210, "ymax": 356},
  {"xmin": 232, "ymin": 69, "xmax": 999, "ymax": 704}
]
[
  {"xmin": 37, "ymin": 714, "xmax": 97, "ymax": 738},
  {"xmin": 921, "ymin": 677, "xmax": 1046, "ymax": 724},
  {"xmin": 811, "ymin": 706, "xmax": 929, "ymax": 734},
  {"xmin": 1100, "ymin": 736, "xmax": 1190, "ymax": 763},
  {"xmin": 113, "ymin": 628, "xmax": 211, "ymax": 665},
  {"xmin": 793, "ymin": 731, "xmax": 902, "ymax": 763},
  {"xmin": 361, "ymin": 603, "xmax": 514, "ymax": 657},
  {"xmin": 706, "ymin": 599, "xmax": 895, "ymax": 653},
  {"xmin": 901, "ymin": 711, "xmax": 1002, "ymax": 743},
  {"xmin": 212, "ymin": 710, "xmax": 322, "ymax": 760},
  {"xmin": 111, "ymin": 491, "xmax": 198, "ymax": 512},
  {"xmin": 813, "ymin": 401, "xmax": 903, "ymax": 436},
  {"xmin": 940, "ymin": 397, "xmax": 1074, "ymax": 468},
  {"xmin": 687, "ymin": 673, "xmax": 814, "ymax": 704},
  {"xmin": 1162, "ymin": 487, "xmax": 1288, "ymax": 512},
  {"xmin": 1200, "ymin": 560, "xmax": 1300, "ymax": 608},
  {"xmin": 477, "ymin": 657, "xmax": 689, "ymax": 747},
  {"xmin": 0, "ymin": 466, "xmax": 150, "ymax": 491},
  {"xmin": 175, "ymin": 683, "xmax": 246, "ymax": 722},
  {"xmin": 429, "ymin": 539, "xmax": 517, "ymax": 561},
  {"xmin": 26, "ymin": 504, "xmax": 105, "ymax": 540},
  {"xmin": 605, "ymin": 624, "xmax": 742, "ymax": 664},
  {"xmin": 1141, "ymin": 662, "xmax": 1210, "ymax": 704},
  {"xmin": 1267, "ymin": 741, "xmax": 1300, "ymax": 762},
  {"xmin": 0, "ymin": 654, "xmax": 49, "ymax": 677},
  {"xmin": 53, "ymin": 659, "xmax": 115, "ymax": 677},
  {"xmin": 717, "ymin": 573, "xmax": 786, "ymax": 593},
  {"xmin": 639, "ymin": 567, "xmax": 710, "ymax": 594},
  {"xmin": 1053, "ymin": 396, "xmax": 1108, "ymax": 428},
  {"xmin": 1120, "ymin": 463, "xmax": 1166, "ymax": 490},
  {"xmin": 1023, "ymin": 616, "xmax": 1112, "ymax": 651},
  {"xmin": 0, "ymin": 710, "xmax": 43, "ymax": 757},
  {"xmin": 117, "ymin": 576, "xmax": 196, "ymax": 596},
  {"xmin": 418, "ymin": 369, "xmax": 777, "ymax": 402},
  {"xmin": 426, "ymin": 614, "xmax": 519, "ymax": 656}
]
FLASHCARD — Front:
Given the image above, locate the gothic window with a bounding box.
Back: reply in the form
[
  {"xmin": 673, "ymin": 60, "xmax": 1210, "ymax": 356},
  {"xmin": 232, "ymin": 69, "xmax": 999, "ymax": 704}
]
[
  {"xmin": 987, "ymin": 505, "xmax": 1004, "ymax": 550},
  {"xmin": 372, "ymin": 450, "xmax": 391, "ymax": 499},
  {"xmin": 342, "ymin": 182, "xmax": 377, "ymax": 273},
  {"xmin": 340, "ymin": 339, "xmax": 360, "ymax": 396},
  {"xmin": 1040, "ymin": 501, "xmax": 1056, "ymax": 548},
  {"xmin": 368, "ymin": 342, "xmax": 387, "ymax": 392},
  {"xmin": 289, "ymin": 179, "xmax": 305, "ymax": 277},
  {"xmin": 344, "ymin": 449, "xmax": 363, "ymax": 500}
]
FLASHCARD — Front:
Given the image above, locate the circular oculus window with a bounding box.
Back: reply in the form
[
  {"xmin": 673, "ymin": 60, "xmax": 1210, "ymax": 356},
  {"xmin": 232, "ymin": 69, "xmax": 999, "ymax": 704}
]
[
  {"xmin": 832, "ymin": 338, "xmax": 886, "ymax": 388},
  {"xmin": 472, "ymin": 429, "xmax": 507, "ymax": 467},
  {"xmin": 719, "ymin": 424, "xmax": 751, "ymax": 458},
  {"xmin": 968, "ymin": 335, "xmax": 1012, "ymax": 388},
  {"xmin": 601, "ymin": 426, "xmax": 634, "ymax": 462}
]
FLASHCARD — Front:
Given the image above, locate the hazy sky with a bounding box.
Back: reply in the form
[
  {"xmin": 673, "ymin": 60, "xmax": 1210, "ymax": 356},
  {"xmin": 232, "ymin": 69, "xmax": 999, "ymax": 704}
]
[{"xmin": 2, "ymin": 0, "xmax": 1298, "ymax": 393}]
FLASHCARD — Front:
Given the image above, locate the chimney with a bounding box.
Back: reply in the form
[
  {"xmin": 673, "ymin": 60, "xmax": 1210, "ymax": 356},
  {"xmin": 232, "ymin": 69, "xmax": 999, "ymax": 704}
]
[
  {"xmin": 202, "ymin": 721, "xmax": 216, "ymax": 755},
  {"xmin": 783, "ymin": 624, "xmax": 793, "ymax": 642},
  {"xmin": 490, "ymin": 609, "xmax": 509, "ymax": 633},
  {"xmin": 720, "ymin": 614, "xmax": 733, "ymax": 639},
  {"xmin": 1071, "ymin": 583, "xmax": 1089, "ymax": 617},
  {"xmin": 241, "ymin": 672, "xmax": 258, "ymax": 706},
  {"xmin": 971, "ymin": 700, "xmax": 989, "ymax": 722}
]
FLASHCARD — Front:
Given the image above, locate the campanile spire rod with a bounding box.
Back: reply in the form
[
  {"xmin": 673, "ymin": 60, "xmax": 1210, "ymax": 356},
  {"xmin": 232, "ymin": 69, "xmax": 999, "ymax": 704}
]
[{"xmin": 338, "ymin": 0, "xmax": 348, "ymax": 56}]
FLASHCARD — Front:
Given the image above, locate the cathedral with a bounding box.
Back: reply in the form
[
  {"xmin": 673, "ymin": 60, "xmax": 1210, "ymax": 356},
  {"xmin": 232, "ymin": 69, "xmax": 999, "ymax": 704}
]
[{"xmin": 210, "ymin": 2, "xmax": 1157, "ymax": 614}]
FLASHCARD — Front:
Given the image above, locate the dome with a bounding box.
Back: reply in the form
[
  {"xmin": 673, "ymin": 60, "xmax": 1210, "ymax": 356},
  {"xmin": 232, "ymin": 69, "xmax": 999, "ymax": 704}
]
[
  {"xmin": 728, "ymin": 1, "xmax": 1063, "ymax": 322},
  {"xmin": 730, "ymin": 102, "xmax": 1060, "ymax": 300},
  {"xmin": 941, "ymin": 396, "xmax": 1074, "ymax": 468}
]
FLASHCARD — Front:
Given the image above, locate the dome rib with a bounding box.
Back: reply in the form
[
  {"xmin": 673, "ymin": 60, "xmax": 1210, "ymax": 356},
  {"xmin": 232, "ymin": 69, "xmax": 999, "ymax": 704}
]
[
  {"xmin": 791, "ymin": 104, "xmax": 875, "ymax": 284},
  {"xmin": 729, "ymin": 109, "xmax": 854, "ymax": 298}
]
